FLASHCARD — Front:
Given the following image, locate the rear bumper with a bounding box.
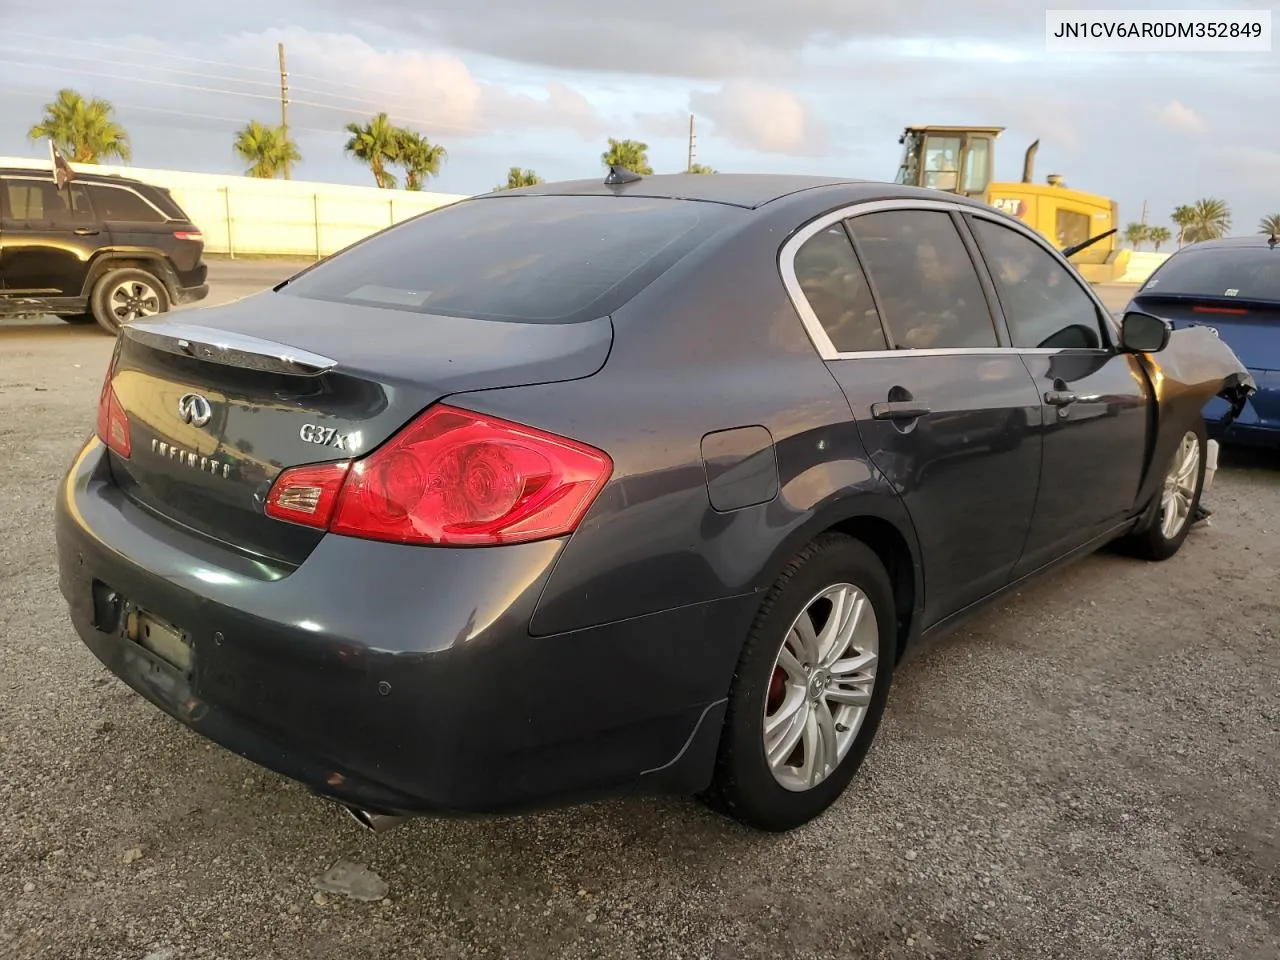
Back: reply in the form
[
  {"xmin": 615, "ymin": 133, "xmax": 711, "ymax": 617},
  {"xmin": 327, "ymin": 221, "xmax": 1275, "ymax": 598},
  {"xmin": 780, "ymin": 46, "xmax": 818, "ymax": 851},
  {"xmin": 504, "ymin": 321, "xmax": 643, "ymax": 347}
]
[
  {"xmin": 54, "ymin": 439, "xmax": 741, "ymax": 817},
  {"xmin": 172, "ymin": 283, "xmax": 209, "ymax": 307},
  {"xmin": 1204, "ymin": 375, "xmax": 1278, "ymax": 448}
]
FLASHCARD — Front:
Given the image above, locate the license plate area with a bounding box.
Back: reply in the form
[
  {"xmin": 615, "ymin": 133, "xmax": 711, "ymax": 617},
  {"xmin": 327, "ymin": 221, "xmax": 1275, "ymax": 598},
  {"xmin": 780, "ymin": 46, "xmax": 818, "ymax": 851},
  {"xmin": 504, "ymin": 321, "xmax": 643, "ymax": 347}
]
[{"xmin": 123, "ymin": 604, "xmax": 193, "ymax": 674}]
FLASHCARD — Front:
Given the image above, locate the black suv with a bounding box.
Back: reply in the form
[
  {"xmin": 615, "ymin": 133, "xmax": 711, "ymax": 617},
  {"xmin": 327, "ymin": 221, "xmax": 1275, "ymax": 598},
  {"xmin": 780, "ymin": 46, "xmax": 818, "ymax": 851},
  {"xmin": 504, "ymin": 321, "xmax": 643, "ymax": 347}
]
[{"xmin": 0, "ymin": 167, "xmax": 209, "ymax": 334}]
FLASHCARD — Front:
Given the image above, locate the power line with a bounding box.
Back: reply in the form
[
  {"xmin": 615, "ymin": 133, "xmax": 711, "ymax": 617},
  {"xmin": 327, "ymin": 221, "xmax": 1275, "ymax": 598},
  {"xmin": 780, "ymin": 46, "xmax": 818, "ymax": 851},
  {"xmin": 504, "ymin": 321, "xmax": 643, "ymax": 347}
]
[
  {"xmin": 6, "ymin": 43, "xmax": 472, "ymax": 116},
  {"xmin": 0, "ymin": 45, "xmax": 279, "ymax": 90},
  {"xmin": 7, "ymin": 30, "xmax": 279, "ymax": 75},
  {"xmin": 0, "ymin": 56, "xmax": 496, "ymax": 136},
  {"xmin": 0, "ymin": 57, "xmax": 281, "ymax": 103}
]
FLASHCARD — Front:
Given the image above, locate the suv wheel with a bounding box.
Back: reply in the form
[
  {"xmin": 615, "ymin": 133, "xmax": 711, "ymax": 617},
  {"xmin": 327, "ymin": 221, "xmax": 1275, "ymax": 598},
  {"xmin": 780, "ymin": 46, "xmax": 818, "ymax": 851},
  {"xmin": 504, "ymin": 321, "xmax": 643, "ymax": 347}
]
[
  {"xmin": 91, "ymin": 268, "xmax": 169, "ymax": 335},
  {"xmin": 703, "ymin": 533, "xmax": 896, "ymax": 832}
]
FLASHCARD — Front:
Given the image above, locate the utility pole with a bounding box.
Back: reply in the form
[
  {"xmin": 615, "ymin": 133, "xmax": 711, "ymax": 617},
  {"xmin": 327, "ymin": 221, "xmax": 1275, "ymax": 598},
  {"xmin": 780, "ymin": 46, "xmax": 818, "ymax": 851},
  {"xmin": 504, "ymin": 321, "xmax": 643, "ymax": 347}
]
[
  {"xmin": 278, "ymin": 42, "xmax": 291, "ymax": 180},
  {"xmin": 687, "ymin": 114, "xmax": 695, "ymax": 173},
  {"xmin": 1140, "ymin": 200, "xmax": 1148, "ymax": 226}
]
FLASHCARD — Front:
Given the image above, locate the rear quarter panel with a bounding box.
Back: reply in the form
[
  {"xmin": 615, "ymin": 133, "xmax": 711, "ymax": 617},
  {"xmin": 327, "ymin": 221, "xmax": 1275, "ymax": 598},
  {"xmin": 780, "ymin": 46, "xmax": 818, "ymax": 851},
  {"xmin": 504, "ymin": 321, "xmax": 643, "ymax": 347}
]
[{"xmin": 445, "ymin": 191, "xmax": 920, "ymax": 641}]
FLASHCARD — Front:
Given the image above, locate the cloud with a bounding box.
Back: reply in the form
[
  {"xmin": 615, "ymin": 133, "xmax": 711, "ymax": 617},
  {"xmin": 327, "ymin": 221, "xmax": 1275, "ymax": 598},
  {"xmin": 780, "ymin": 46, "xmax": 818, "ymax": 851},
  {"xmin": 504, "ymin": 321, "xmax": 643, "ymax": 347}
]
[
  {"xmin": 637, "ymin": 110, "xmax": 696, "ymax": 140},
  {"xmin": 5, "ymin": 0, "xmax": 1278, "ymax": 224},
  {"xmin": 219, "ymin": 28, "xmax": 607, "ymax": 140},
  {"xmin": 1157, "ymin": 100, "xmax": 1207, "ymax": 134},
  {"xmin": 690, "ymin": 82, "xmax": 827, "ymax": 156},
  {"xmin": 318, "ymin": 0, "xmax": 1278, "ymax": 77}
]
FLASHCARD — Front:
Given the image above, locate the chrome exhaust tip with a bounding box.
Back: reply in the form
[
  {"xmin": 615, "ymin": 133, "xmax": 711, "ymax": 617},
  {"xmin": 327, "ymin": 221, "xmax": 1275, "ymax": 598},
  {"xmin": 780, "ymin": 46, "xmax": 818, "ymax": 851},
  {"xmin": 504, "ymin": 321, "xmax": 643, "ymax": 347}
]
[{"xmin": 338, "ymin": 804, "xmax": 413, "ymax": 832}]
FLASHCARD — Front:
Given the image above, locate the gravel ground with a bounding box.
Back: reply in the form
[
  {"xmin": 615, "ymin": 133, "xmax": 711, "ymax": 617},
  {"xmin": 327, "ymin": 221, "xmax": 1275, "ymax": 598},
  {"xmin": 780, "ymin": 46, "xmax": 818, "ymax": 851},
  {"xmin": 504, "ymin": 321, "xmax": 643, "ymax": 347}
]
[{"xmin": 1, "ymin": 276, "xmax": 1277, "ymax": 960}]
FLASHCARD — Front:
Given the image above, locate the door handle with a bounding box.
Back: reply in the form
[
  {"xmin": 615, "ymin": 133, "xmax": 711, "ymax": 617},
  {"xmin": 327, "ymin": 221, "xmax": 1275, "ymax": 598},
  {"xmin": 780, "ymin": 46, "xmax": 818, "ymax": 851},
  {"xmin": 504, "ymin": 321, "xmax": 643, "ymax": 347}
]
[
  {"xmin": 1044, "ymin": 389, "xmax": 1077, "ymax": 406},
  {"xmin": 871, "ymin": 400, "xmax": 931, "ymax": 420},
  {"xmin": 73, "ymin": 227, "xmax": 100, "ymax": 236}
]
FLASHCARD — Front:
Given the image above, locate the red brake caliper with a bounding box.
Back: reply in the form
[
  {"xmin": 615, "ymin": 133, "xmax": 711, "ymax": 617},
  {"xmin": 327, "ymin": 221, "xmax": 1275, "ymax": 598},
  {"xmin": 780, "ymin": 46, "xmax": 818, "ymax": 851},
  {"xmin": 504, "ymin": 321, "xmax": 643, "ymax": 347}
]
[{"xmin": 767, "ymin": 666, "xmax": 786, "ymax": 714}]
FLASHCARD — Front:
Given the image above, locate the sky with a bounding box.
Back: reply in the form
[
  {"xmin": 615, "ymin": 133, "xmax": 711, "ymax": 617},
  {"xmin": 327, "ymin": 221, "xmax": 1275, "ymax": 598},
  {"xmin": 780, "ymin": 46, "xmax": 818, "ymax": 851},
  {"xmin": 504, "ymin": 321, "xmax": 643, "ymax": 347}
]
[{"xmin": 0, "ymin": 0, "xmax": 1277, "ymax": 236}]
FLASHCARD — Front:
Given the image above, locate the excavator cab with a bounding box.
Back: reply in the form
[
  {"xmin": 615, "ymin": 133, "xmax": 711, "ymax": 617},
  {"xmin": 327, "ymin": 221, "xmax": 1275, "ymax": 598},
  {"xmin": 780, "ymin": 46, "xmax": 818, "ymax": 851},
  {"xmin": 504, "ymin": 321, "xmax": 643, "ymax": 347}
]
[{"xmin": 895, "ymin": 125, "xmax": 1003, "ymax": 198}]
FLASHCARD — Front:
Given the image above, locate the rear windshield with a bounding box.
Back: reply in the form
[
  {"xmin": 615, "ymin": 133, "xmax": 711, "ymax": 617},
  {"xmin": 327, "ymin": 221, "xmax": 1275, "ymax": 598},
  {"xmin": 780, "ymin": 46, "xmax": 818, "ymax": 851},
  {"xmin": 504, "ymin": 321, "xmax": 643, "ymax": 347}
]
[
  {"xmin": 1142, "ymin": 246, "xmax": 1280, "ymax": 302},
  {"xmin": 277, "ymin": 194, "xmax": 738, "ymax": 323}
]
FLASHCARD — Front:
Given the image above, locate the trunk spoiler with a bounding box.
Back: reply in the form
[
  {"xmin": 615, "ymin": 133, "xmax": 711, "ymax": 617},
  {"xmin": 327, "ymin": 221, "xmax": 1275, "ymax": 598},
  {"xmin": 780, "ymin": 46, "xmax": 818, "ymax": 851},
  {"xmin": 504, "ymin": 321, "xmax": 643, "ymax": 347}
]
[{"xmin": 122, "ymin": 319, "xmax": 337, "ymax": 377}]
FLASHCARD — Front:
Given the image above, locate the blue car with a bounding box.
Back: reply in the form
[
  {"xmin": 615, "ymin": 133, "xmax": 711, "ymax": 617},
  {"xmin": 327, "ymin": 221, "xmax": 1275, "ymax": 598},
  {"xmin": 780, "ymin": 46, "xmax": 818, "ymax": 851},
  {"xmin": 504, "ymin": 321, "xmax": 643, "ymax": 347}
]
[{"xmin": 1127, "ymin": 234, "xmax": 1279, "ymax": 448}]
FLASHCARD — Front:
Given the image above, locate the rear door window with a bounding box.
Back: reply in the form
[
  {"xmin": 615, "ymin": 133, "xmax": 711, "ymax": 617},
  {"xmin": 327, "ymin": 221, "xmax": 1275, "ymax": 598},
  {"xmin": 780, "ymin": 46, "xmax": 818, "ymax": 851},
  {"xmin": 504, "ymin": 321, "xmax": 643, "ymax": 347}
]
[
  {"xmin": 846, "ymin": 209, "xmax": 999, "ymax": 349},
  {"xmin": 791, "ymin": 223, "xmax": 887, "ymax": 352},
  {"xmin": 279, "ymin": 194, "xmax": 738, "ymax": 324},
  {"xmin": 87, "ymin": 184, "xmax": 166, "ymax": 223}
]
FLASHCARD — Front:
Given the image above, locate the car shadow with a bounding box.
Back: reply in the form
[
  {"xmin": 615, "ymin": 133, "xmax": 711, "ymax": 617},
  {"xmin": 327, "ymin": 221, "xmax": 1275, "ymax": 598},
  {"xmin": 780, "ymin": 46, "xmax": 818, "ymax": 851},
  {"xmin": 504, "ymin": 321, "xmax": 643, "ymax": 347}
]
[
  {"xmin": 0, "ymin": 318, "xmax": 111, "ymax": 341},
  {"xmin": 1218, "ymin": 443, "xmax": 1280, "ymax": 473}
]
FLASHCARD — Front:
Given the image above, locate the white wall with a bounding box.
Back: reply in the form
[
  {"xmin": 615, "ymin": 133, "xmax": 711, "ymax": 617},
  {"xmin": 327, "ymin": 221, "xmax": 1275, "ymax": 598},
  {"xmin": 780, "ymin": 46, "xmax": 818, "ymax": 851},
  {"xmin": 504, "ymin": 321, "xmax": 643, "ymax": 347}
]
[
  {"xmin": 1117, "ymin": 251, "xmax": 1170, "ymax": 284},
  {"xmin": 0, "ymin": 156, "xmax": 470, "ymax": 258}
]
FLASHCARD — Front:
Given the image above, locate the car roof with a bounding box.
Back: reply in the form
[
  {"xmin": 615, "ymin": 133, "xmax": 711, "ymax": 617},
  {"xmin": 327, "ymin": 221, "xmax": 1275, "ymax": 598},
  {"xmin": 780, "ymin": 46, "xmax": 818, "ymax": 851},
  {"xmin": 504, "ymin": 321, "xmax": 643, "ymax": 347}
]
[
  {"xmin": 1170, "ymin": 235, "xmax": 1280, "ymax": 253},
  {"xmin": 0, "ymin": 166, "xmax": 153, "ymax": 188},
  {"xmin": 475, "ymin": 172, "xmax": 960, "ymax": 211}
]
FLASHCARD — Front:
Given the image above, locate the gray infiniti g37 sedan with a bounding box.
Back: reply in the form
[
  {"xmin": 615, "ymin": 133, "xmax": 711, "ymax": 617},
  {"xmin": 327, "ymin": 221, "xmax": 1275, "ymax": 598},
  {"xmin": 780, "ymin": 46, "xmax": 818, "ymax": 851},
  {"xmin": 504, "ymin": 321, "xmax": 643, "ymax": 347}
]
[{"xmin": 55, "ymin": 171, "xmax": 1255, "ymax": 833}]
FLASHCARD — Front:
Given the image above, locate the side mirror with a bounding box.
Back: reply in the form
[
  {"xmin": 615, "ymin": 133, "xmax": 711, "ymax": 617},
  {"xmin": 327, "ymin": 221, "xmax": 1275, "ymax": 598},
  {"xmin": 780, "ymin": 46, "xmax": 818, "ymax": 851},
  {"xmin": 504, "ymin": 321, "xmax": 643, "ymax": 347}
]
[{"xmin": 1120, "ymin": 310, "xmax": 1172, "ymax": 353}]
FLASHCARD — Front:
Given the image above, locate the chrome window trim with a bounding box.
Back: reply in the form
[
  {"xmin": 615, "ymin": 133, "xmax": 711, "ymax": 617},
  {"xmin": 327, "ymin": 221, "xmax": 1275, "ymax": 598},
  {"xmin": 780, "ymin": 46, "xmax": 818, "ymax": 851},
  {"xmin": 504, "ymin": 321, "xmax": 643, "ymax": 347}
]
[
  {"xmin": 2, "ymin": 173, "xmax": 171, "ymax": 221},
  {"xmin": 779, "ymin": 196, "xmax": 1119, "ymax": 361}
]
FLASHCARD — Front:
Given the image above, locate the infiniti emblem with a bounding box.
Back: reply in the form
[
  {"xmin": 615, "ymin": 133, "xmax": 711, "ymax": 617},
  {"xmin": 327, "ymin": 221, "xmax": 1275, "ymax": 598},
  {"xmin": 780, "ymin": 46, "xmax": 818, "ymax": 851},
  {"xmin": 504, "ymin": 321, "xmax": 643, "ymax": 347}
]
[{"xmin": 177, "ymin": 393, "xmax": 213, "ymax": 427}]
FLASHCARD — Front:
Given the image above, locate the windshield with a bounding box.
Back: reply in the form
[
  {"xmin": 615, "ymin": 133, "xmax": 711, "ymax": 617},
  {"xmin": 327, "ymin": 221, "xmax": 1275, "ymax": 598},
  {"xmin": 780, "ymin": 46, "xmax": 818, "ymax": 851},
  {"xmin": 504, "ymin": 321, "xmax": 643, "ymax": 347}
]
[
  {"xmin": 278, "ymin": 194, "xmax": 738, "ymax": 324},
  {"xmin": 1141, "ymin": 245, "xmax": 1280, "ymax": 302},
  {"xmin": 922, "ymin": 136, "xmax": 961, "ymax": 191}
]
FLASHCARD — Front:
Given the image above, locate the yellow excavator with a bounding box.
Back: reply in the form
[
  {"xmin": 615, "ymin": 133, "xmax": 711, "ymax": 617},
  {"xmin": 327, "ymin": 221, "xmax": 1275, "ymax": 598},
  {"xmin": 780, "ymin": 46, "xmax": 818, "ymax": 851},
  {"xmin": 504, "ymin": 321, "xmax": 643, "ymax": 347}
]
[{"xmin": 894, "ymin": 125, "xmax": 1130, "ymax": 283}]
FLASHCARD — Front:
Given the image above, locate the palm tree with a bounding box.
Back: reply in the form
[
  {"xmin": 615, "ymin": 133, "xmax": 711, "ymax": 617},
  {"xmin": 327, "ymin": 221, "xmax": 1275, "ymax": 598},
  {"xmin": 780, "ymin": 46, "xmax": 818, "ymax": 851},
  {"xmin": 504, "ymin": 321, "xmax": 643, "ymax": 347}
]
[
  {"xmin": 1259, "ymin": 213, "xmax": 1280, "ymax": 237},
  {"xmin": 495, "ymin": 167, "xmax": 543, "ymax": 190},
  {"xmin": 601, "ymin": 138, "xmax": 653, "ymax": 175},
  {"xmin": 232, "ymin": 120, "xmax": 301, "ymax": 178},
  {"xmin": 688, "ymin": 163, "xmax": 717, "ymax": 174},
  {"xmin": 1183, "ymin": 198, "xmax": 1232, "ymax": 243},
  {"xmin": 1124, "ymin": 222, "xmax": 1150, "ymax": 250},
  {"xmin": 396, "ymin": 129, "xmax": 447, "ymax": 190},
  {"xmin": 1171, "ymin": 205, "xmax": 1195, "ymax": 247},
  {"xmin": 343, "ymin": 112, "xmax": 401, "ymax": 188},
  {"xmin": 1148, "ymin": 226, "xmax": 1172, "ymax": 252},
  {"xmin": 28, "ymin": 88, "xmax": 131, "ymax": 163}
]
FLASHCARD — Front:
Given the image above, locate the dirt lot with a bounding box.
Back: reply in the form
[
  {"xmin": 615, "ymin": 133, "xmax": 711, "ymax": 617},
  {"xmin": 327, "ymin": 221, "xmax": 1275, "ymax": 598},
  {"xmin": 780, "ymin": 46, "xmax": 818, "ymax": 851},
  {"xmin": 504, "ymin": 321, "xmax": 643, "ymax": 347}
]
[{"xmin": 1, "ymin": 272, "xmax": 1277, "ymax": 960}]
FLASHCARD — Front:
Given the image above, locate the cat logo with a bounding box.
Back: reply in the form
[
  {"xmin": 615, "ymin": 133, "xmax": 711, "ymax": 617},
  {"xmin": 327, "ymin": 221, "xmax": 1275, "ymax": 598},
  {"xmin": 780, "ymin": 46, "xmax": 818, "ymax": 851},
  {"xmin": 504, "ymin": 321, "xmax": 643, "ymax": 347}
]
[{"xmin": 992, "ymin": 198, "xmax": 1027, "ymax": 219}]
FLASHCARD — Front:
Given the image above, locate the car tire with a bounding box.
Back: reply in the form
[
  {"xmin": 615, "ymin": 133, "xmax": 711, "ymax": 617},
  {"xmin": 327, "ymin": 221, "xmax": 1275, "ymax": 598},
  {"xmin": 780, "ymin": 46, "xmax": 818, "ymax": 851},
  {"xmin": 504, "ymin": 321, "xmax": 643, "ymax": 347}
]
[
  {"xmin": 90, "ymin": 268, "xmax": 170, "ymax": 335},
  {"xmin": 1117, "ymin": 420, "xmax": 1208, "ymax": 561},
  {"xmin": 702, "ymin": 532, "xmax": 896, "ymax": 832}
]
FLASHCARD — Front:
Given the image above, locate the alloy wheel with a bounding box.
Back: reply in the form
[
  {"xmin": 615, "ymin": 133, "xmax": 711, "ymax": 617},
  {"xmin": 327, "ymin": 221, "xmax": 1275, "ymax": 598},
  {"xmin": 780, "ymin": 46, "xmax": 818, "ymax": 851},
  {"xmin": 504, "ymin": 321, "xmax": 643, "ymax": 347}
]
[
  {"xmin": 109, "ymin": 279, "xmax": 162, "ymax": 325},
  {"xmin": 763, "ymin": 582, "xmax": 880, "ymax": 792},
  {"xmin": 1160, "ymin": 430, "xmax": 1201, "ymax": 540}
]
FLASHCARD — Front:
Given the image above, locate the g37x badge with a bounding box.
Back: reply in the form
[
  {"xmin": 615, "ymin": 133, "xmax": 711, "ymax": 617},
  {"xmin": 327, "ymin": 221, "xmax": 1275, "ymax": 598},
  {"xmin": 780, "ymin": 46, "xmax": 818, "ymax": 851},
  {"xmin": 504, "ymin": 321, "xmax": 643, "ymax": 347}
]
[{"xmin": 299, "ymin": 423, "xmax": 349, "ymax": 450}]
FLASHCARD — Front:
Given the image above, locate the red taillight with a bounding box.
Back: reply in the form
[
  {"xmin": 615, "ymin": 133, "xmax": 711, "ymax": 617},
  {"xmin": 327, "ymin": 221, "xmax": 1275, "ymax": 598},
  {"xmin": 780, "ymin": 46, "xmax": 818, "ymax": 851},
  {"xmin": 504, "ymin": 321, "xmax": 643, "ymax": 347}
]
[
  {"xmin": 95, "ymin": 372, "xmax": 131, "ymax": 458},
  {"xmin": 264, "ymin": 461, "xmax": 350, "ymax": 528},
  {"xmin": 265, "ymin": 405, "xmax": 613, "ymax": 547},
  {"xmin": 1193, "ymin": 305, "xmax": 1248, "ymax": 315},
  {"xmin": 173, "ymin": 230, "xmax": 203, "ymax": 241}
]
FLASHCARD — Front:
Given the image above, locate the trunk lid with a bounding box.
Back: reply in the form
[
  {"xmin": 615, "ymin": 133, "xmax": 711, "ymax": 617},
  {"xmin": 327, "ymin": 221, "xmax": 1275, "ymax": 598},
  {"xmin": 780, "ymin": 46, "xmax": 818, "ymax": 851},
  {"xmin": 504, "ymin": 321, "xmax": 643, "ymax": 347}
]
[
  {"xmin": 106, "ymin": 291, "xmax": 613, "ymax": 567},
  {"xmin": 1132, "ymin": 293, "xmax": 1280, "ymax": 371}
]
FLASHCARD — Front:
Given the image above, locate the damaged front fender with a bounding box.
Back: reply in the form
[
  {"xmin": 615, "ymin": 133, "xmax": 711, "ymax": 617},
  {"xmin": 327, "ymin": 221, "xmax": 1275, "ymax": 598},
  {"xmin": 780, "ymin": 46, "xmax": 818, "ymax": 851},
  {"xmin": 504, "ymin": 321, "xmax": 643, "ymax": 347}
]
[
  {"xmin": 1152, "ymin": 323, "xmax": 1257, "ymax": 426},
  {"xmin": 1129, "ymin": 319, "xmax": 1256, "ymax": 511}
]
